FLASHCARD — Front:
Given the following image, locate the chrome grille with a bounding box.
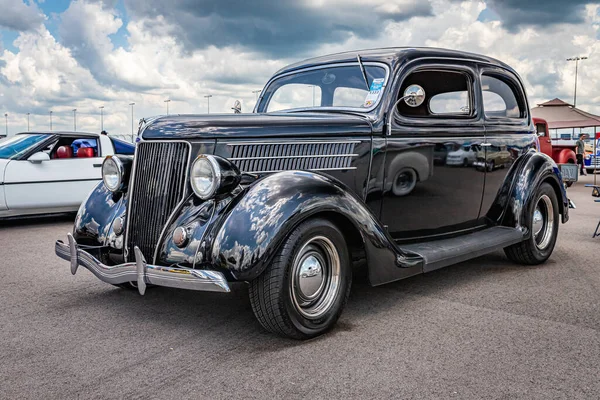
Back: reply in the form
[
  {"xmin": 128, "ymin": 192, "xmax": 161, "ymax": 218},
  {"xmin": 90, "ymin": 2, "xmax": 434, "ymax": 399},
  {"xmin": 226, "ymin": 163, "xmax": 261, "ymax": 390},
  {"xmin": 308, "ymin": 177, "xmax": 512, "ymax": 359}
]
[
  {"xmin": 127, "ymin": 141, "xmax": 190, "ymax": 262},
  {"xmin": 228, "ymin": 141, "xmax": 358, "ymax": 173}
]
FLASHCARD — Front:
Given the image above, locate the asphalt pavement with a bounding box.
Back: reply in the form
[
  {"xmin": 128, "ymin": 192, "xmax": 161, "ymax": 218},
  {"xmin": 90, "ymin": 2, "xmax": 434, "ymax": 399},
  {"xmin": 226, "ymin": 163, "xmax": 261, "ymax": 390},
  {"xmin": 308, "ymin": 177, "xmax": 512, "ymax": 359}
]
[{"xmin": 1, "ymin": 177, "xmax": 599, "ymax": 399}]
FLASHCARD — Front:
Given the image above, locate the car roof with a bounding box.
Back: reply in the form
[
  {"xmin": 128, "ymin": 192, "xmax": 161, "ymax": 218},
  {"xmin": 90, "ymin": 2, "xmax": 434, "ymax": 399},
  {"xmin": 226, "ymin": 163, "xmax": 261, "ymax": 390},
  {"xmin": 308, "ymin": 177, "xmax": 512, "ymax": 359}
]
[{"xmin": 273, "ymin": 47, "xmax": 515, "ymax": 76}]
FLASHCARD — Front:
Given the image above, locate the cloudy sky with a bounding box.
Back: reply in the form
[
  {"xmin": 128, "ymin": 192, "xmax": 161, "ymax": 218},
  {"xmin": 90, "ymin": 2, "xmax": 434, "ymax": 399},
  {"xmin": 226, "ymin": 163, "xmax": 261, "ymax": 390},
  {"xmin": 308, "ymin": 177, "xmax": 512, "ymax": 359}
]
[{"xmin": 0, "ymin": 0, "xmax": 599, "ymax": 136}]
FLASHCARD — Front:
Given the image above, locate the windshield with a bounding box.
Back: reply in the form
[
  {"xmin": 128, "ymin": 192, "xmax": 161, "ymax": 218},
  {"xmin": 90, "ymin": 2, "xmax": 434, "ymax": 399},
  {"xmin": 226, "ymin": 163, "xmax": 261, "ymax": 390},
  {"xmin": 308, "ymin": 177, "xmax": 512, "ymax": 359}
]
[
  {"xmin": 258, "ymin": 64, "xmax": 387, "ymax": 113},
  {"xmin": 0, "ymin": 134, "xmax": 50, "ymax": 160}
]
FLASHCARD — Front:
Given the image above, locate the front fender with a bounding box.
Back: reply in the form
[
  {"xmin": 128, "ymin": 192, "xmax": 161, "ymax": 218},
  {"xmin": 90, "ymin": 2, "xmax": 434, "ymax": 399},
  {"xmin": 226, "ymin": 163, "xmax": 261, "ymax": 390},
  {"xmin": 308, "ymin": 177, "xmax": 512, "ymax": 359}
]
[
  {"xmin": 74, "ymin": 182, "xmax": 127, "ymax": 248},
  {"xmin": 208, "ymin": 171, "xmax": 421, "ymax": 282},
  {"xmin": 554, "ymin": 148, "xmax": 576, "ymax": 164},
  {"xmin": 487, "ymin": 150, "xmax": 568, "ymax": 235}
]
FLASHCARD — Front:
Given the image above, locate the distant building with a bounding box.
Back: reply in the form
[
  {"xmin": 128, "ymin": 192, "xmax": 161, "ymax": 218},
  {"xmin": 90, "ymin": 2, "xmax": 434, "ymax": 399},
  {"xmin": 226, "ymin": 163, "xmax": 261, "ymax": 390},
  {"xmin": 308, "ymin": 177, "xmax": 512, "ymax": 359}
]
[{"xmin": 531, "ymin": 98, "xmax": 600, "ymax": 141}]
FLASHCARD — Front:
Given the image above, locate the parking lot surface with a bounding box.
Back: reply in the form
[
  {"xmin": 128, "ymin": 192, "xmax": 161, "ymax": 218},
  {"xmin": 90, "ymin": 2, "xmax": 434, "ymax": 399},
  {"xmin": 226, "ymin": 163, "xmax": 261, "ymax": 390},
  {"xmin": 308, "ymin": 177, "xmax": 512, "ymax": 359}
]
[{"xmin": 1, "ymin": 178, "xmax": 599, "ymax": 399}]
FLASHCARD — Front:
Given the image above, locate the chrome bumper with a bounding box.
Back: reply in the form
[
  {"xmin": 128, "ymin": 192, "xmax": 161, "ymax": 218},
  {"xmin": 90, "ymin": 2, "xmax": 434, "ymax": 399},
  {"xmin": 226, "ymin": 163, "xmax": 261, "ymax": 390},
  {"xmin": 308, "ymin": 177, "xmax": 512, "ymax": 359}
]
[{"xmin": 55, "ymin": 233, "xmax": 230, "ymax": 295}]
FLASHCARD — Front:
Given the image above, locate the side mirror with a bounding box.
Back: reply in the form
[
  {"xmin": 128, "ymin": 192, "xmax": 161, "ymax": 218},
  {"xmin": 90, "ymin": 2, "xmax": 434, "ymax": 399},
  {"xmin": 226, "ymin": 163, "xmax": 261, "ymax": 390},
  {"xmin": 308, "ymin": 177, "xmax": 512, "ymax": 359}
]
[
  {"xmin": 28, "ymin": 152, "xmax": 50, "ymax": 164},
  {"xmin": 403, "ymin": 84, "xmax": 426, "ymax": 108},
  {"xmin": 387, "ymin": 84, "xmax": 426, "ymax": 136}
]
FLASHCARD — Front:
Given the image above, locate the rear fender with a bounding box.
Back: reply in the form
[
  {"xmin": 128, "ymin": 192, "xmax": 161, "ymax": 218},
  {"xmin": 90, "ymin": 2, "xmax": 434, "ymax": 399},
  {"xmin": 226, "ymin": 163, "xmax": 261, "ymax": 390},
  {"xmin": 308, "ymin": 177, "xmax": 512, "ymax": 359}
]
[
  {"xmin": 487, "ymin": 150, "xmax": 568, "ymax": 236},
  {"xmin": 206, "ymin": 171, "xmax": 422, "ymax": 283}
]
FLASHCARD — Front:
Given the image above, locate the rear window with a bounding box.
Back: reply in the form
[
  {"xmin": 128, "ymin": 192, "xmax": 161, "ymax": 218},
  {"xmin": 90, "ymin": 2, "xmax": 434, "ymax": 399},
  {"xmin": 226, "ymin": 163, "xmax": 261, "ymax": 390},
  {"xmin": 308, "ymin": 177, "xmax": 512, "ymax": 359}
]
[{"xmin": 482, "ymin": 74, "xmax": 524, "ymax": 119}]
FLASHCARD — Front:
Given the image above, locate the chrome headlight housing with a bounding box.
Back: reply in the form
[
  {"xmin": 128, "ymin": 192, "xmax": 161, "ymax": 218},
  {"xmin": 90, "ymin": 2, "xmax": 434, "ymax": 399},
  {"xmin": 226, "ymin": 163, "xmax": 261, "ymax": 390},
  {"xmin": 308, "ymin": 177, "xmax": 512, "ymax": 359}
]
[
  {"xmin": 190, "ymin": 155, "xmax": 241, "ymax": 200},
  {"xmin": 102, "ymin": 156, "xmax": 125, "ymax": 192}
]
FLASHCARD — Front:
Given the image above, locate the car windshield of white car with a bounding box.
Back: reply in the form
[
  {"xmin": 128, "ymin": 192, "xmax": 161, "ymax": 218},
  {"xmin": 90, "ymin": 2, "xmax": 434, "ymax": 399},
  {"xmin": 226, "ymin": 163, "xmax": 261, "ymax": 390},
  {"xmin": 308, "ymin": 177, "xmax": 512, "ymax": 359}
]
[
  {"xmin": 0, "ymin": 134, "xmax": 50, "ymax": 160},
  {"xmin": 259, "ymin": 64, "xmax": 387, "ymax": 113}
]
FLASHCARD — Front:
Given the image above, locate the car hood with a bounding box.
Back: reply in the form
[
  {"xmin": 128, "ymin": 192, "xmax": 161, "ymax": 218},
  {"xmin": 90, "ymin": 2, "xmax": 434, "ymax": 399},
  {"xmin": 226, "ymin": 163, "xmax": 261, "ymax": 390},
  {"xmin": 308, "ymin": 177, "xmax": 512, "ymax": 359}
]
[{"xmin": 140, "ymin": 113, "xmax": 372, "ymax": 140}]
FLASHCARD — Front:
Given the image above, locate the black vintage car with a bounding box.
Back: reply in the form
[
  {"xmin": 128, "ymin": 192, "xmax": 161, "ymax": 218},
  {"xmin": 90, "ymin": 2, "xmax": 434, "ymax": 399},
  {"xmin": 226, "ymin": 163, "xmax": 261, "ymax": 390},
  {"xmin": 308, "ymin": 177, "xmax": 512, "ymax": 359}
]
[{"xmin": 55, "ymin": 48, "xmax": 569, "ymax": 339}]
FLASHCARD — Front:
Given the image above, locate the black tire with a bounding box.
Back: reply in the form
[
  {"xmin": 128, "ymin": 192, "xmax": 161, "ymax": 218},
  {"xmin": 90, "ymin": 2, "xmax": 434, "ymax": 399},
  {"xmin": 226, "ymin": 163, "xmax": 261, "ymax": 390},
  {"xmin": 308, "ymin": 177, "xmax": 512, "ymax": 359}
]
[
  {"xmin": 487, "ymin": 160, "xmax": 495, "ymax": 172},
  {"xmin": 504, "ymin": 183, "xmax": 559, "ymax": 265},
  {"xmin": 249, "ymin": 218, "xmax": 352, "ymax": 339},
  {"xmin": 463, "ymin": 158, "xmax": 469, "ymax": 167}
]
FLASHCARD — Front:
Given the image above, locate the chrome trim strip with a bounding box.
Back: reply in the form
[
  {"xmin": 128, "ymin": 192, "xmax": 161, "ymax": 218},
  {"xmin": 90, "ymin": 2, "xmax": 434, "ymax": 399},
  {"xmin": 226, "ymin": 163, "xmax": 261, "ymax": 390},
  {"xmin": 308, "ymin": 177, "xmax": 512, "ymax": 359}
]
[
  {"xmin": 249, "ymin": 167, "xmax": 357, "ymax": 174},
  {"xmin": 227, "ymin": 140, "xmax": 361, "ymax": 146},
  {"xmin": 56, "ymin": 233, "xmax": 230, "ymax": 294},
  {"xmin": 229, "ymin": 154, "xmax": 359, "ymax": 161},
  {"xmin": 123, "ymin": 140, "xmax": 140, "ymax": 261}
]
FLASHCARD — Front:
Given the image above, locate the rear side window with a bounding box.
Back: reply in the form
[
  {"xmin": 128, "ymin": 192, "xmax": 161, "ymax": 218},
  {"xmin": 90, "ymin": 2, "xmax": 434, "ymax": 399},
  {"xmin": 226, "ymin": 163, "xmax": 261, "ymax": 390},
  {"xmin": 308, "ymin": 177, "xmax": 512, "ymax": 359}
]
[{"xmin": 482, "ymin": 74, "xmax": 524, "ymax": 119}]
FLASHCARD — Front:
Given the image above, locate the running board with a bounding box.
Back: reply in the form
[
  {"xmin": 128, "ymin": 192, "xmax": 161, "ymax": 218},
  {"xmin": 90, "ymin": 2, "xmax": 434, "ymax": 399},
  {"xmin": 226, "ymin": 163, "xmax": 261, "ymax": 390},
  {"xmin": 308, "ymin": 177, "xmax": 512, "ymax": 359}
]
[{"xmin": 400, "ymin": 226, "xmax": 523, "ymax": 273}]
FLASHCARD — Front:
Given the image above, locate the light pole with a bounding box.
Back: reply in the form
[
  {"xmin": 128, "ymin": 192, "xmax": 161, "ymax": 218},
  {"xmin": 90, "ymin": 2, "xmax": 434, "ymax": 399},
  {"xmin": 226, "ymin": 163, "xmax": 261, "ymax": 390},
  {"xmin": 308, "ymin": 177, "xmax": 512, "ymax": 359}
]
[
  {"xmin": 252, "ymin": 90, "xmax": 261, "ymax": 100},
  {"xmin": 99, "ymin": 106, "xmax": 104, "ymax": 131},
  {"xmin": 567, "ymin": 56, "xmax": 588, "ymax": 107},
  {"xmin": 73, "ymin": 109, "xmax": 77, "ymax": 131},
  {"xmin": 4, "ymin": 113, "xmax": 7, "ymax": 137},
  {"xmin": 164, "ymin": 99, "xmax": 171, "ymax": 115},
  {"xmin": 129, "ymin": 102, "xmax": 135, "ymax": 142},
  {"xmin": 26, "ymin": 113, "xmax": 30, "ymax": 132},
  {"xmin": 49, "ymin": 110, "xmax": 53, "ymax": 132},
  {"xmin": 204, "ymin": 95, "xmax": 212, "ymax": 114}
]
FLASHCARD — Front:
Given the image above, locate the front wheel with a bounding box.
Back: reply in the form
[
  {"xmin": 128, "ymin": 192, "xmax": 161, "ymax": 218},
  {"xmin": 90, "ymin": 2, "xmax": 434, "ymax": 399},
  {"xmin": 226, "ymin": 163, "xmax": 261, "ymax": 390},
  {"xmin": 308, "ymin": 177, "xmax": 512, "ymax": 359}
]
[
  {"xmin": 504, "ymin": 182, "xmax": 559, "ymax": 265},
  {"xmin": 249, "ymin": 218, "xmax": 351, "ymax": 339}
]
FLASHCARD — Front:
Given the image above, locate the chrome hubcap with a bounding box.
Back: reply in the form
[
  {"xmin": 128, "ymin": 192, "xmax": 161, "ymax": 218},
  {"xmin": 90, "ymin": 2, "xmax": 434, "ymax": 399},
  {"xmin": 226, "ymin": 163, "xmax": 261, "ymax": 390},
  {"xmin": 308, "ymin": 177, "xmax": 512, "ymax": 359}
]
[
  {"xmin": 291, "ymin": 236, "xmax": 341, "ymax": 320},
  {"xmin": 297, "ymin": 255, "xmax": 325, "ymax": 299},
  {"xmin": 533, "ymin": 194, "xmax": 554, "ymax": 250}
]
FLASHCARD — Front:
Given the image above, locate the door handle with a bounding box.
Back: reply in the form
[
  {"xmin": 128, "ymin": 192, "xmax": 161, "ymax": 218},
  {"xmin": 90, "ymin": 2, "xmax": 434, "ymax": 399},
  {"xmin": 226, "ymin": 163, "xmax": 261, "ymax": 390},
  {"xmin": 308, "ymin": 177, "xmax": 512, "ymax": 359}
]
[
  {"xmin": 93, "ymin": 163, "xmax": 102, "ymax": 168},
  {"xmin": 481, "ymin": 143, "xmax": 492, "ymax": 147}
]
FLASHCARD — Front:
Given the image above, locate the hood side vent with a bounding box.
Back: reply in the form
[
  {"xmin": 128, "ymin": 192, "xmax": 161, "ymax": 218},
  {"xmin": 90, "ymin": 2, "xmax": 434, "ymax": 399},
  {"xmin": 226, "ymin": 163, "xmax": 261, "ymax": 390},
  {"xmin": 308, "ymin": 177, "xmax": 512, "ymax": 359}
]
[{"xmin": 227, "ymin": 141, "xmax": 359, "ymax": 174}]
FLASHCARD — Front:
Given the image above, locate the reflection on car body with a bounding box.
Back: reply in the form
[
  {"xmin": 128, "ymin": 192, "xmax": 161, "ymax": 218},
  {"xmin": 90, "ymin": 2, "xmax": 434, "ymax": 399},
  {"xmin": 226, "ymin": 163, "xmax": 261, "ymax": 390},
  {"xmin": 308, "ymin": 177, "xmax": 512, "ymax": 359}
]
[{"xmin": 447, "ymin": 144, "xmax": 480, "ymax": 167}]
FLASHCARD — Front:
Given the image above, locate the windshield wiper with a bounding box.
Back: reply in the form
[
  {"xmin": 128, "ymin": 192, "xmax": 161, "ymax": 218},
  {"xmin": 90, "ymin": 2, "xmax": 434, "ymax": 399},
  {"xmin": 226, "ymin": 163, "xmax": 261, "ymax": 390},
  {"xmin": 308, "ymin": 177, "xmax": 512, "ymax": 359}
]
[{"xmin": 357, "ymin": 55, "xmax": 370, "ymax": 91}]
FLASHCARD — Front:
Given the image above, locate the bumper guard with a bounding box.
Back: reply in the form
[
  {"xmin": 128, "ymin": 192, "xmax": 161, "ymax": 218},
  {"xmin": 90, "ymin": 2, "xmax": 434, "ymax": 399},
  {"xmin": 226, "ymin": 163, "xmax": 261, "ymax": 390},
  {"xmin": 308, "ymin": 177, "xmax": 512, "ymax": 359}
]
[{"xmin": 55, "ymin": 233, "xmax": 230, "ymax": 295}]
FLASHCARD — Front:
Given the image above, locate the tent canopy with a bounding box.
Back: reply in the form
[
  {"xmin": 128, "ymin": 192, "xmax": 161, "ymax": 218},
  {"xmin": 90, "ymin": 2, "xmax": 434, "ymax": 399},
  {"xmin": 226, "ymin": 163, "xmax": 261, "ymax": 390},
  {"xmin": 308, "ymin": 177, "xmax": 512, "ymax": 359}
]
[{"xmin": 531, "ymin": 98, "xmax": 600, "ymax": 129}]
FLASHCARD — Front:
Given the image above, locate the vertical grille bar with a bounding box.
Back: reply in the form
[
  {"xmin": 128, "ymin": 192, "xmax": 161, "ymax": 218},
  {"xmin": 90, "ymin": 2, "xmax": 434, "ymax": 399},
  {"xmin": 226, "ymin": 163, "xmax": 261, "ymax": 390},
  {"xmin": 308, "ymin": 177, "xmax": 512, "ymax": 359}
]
[{"xmin": 127, "ymin": 141, "xmax": 189, "ymax": 262}]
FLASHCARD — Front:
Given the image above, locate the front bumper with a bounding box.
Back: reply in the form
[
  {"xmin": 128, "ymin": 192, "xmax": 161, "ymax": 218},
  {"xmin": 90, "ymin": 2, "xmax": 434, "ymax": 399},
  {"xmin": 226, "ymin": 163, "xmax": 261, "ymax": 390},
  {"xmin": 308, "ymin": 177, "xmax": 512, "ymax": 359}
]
[{"xmin": 55, "ymin": 233, "xmax": 230, "ymax": 295}]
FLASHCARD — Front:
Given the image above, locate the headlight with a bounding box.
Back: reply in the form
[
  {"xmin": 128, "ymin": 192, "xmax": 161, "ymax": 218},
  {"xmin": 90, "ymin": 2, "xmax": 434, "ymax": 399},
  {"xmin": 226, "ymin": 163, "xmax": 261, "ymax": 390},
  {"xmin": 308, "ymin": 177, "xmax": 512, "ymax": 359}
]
[
  {"xmin": 190, "ymin": 155, "xmax": 221, "ymax": 199},
  {"xmin": 190, "ymin": 155, "xmax": 241, "ymax": 200},
  {"xmin": 102, "ymin": 156, "xmax": 124, "ymax": 192}
]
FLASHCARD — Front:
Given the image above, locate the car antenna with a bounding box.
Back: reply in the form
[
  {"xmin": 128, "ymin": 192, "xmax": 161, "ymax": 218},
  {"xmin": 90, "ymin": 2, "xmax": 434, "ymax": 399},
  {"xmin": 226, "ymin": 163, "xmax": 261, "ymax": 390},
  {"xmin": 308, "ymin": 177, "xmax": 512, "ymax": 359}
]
[{"xmin": 357, "ymin": 55, "xmax": 370, "ymax": 91}]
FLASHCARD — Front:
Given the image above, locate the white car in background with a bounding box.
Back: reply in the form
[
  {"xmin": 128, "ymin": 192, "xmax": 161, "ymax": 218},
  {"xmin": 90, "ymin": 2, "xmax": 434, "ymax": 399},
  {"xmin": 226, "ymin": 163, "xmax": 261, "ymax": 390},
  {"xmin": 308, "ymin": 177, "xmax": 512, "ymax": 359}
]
[
  {"xmin": 446, "ymin": 144, "xmax": 480, "ymax": 167},
  {"xmin": 0, "ymin": 132, "xmax": 134, "ymax": 218}
]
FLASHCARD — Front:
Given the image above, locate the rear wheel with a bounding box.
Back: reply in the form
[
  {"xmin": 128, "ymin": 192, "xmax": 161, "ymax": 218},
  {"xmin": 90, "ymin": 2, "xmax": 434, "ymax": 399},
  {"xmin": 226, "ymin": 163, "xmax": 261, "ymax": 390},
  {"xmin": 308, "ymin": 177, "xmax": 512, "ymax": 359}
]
[
  {"xmin": 504, "ymin": 183, "xmax": 559, "ymax": 264},
  {"xmin": 249, "ymin": 218, "xmax": 351, "ymax": 339}
]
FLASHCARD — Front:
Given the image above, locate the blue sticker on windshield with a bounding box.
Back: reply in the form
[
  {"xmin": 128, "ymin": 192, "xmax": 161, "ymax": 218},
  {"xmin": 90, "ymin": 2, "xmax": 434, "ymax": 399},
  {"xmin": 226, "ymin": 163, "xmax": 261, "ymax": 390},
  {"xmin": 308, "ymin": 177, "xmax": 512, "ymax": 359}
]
[
  {"xmin": 363, "ymin": 78, "xmax": 385, "ymax": 107},
  {"xmin": 369, "ymin": 78, "xmax": 384, "ymax": 92}
]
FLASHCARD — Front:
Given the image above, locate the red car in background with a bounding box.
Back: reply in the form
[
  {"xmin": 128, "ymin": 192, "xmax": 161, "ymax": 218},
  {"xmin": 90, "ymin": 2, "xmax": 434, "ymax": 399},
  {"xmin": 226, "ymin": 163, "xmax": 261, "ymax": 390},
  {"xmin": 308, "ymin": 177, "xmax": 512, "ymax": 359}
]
[{"xmin": 534, "ymin": 117, "xmax": 577, "ymax": 186}]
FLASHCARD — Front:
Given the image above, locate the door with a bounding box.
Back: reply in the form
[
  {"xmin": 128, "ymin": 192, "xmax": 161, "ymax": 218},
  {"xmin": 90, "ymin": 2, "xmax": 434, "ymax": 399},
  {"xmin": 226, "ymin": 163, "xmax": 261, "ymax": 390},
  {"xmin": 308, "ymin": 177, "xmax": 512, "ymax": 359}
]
[
  {"xmin": 479, "ymin": 70, "xmax": 536, "ymax": 216},
  {"xmin": 381, "ymin": 63, "xmax": 486, "ymax": 240},
  {"xmin": 535, "ymin": 119, "xmax": 552, "ymax": 156},
  {"xmin": 4, "ymin": 135, "xmax": 104, "ymax": 211}
]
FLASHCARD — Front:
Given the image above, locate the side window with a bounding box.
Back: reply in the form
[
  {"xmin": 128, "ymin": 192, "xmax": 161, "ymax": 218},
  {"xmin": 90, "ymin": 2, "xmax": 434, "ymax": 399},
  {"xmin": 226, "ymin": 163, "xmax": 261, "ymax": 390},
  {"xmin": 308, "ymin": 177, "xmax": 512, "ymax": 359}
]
[
  {"xmin": 429, "ymin": 91, "xmax": 470, "ymax": 115},
  {"xmin": 482, "ymin": 74, "xmax": 523, "ymax": 119},
  {"xmin": 50, "ymin": 137, "xmax": 98, "ymax": 159},
  {"xmin": 535, "ymin": 123, "xmax": 546, "ymax": 137},
  {"xmin": 267, "ymin": 84, "xmax": 321, "ymax": 112},
  {"xmin": 397, "ymin": 70, "xmax": 473, "ymax": 118}
]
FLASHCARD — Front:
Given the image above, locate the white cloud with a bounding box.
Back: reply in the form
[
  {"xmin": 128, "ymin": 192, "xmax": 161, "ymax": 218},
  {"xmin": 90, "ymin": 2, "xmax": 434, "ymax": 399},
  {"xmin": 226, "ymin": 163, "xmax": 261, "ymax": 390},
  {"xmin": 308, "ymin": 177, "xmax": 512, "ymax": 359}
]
[{"xmin": 1, "ymin": 0, "xmax": 600, "ymax": 136}]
